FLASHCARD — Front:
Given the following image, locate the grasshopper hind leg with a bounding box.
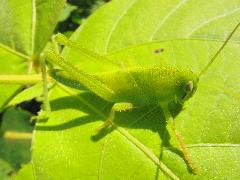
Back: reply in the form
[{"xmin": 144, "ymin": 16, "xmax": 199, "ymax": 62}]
[{"xmin": 94, "ymin": 102, "xmax": 133, "ymax": 134}]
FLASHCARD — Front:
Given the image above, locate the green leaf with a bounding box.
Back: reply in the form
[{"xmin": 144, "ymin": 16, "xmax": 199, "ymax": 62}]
[
  {"xmin": 0, "ymin": 159, "xmax": 13, "ymax": 180},
  {"xmin": 0, "ymin": 108, "xmax": 33, "ymax": 178},
  {"xmin": 59, "ymin": 3, "xmax": 78, "ymax": 22},
  {"xmin": 31, "ymin": 0, "xmax": 240, "ymax": 179},
  {"xmin": 7, "ymin": 83, "xmax": 42, "ymax": 107},
  {"xmin": 0, "ymin": 0, "xmax": 66, "ymax": 55},
  {"xmin": 0, "ymin": 0, "xmax": 66, "ymax": 110},
  {"xmin": 8, "ymin": 82, "xmax": 55, "ymax": 107},
  {"xmin": 13, "ymin": 163, "xmax": 35, "ymax": 180}
]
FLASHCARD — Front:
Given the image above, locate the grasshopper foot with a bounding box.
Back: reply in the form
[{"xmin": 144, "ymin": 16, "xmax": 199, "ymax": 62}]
[
  {"xmin": 31, "ymin": 110, "xmax": 49, "ymax": 123},
  {"xmin": 93, "ymin": 102, "xmax": 133, "ymax": 136},
  {"xmin": 94, "ymin": 118, "xmax": 113, "ymax": 136}
]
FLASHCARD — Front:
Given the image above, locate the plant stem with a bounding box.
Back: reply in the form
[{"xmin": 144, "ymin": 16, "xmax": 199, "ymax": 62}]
[
  {"xmin": 0, "ymin": 74, "xmax": 50, "ymax": 84},
  {"xmin": 3, "ymin": 131, "xmax": 32, "ymax": 140}
]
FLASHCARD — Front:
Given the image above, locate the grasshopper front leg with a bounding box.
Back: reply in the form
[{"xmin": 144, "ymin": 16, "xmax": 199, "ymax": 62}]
[
  {"xmin": 95, "ymin": 102, "xmax": 134, "ymax": 134},
  {"xmin": 32, "ymin": 54, "xmax": 52, "ymax": 122},
  {"xmin": 36, "ymin": 35, "xmax": 62, "ymax": 122},
  {"xmin": 40, "ymin": 55, "xmax": 51, "ymax": 113}
]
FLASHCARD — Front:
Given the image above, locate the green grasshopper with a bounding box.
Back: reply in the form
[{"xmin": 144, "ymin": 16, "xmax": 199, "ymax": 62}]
[{"xmin": 41, "ymin": 22, "xmax": 240, "ymax": 174}]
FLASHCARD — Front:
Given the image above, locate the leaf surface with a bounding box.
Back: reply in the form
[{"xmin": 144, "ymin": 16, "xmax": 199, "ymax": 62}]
[
  {"xmin": 0, "ymin": 0, "xmax": 65, "ymax": 109},
  {"xmin": 31, "ymin": 0, "xmax": 240, "ymax": 179}
]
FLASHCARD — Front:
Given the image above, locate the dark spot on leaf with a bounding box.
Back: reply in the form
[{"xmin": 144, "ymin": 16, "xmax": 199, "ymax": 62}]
[{"xmin": 153, "ymin": 48, "xmax": 164, "ymax": 54}]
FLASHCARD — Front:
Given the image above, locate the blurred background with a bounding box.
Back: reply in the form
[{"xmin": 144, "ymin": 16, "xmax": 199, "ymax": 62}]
[{"xmin": 0, "ymin": 0, "xmax": 108, "ymax": 179}]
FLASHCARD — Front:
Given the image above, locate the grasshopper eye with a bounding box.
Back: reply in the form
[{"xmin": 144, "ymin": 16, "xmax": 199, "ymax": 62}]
[
  {"xmin": 182, "ymin": 81, "xmax": 194, "ymax": 100},
  {"xmin": 185, "ymin": 81, "xmax": 193, "ymax": 92}
]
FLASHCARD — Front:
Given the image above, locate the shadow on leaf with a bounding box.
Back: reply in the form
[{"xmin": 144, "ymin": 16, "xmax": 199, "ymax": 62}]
[{"xmin": 35, "ymin": 91, "xmax": 190, "ymax": 171}]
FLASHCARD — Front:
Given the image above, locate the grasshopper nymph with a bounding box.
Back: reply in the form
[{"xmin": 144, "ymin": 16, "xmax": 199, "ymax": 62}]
[{"xmin": 41, "ymin": 22, "xmax": 240, "ymax": 174}]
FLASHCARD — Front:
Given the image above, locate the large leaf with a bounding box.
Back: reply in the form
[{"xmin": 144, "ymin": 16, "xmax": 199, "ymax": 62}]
[
  {"xmin": 29, "ymin": 0, "xmax": 240, "ymax": 179},
  {"xmin": 0, "ymin": 0, "xmax": 66, "ymax": 109}
]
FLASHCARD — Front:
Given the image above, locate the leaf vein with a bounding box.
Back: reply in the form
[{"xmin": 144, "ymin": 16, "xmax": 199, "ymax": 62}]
[
  {"xmin": 115, "ymin": 126, "xmax": 179, "ymax": 180},
  {"xmin": 187, "ymin": 7, "xmax": 240, "ymax": 37},
  {"xmin": 0, "ymin": 43, "xmax": 29, "ymax": 59},
  {"xmin": 187, "ymin": 143, "xmax": 240, "ymax": 148},
  {"xmin": 104, "ymin": 0, "xmax": 138, "ymax": 53},
  {"xmin": 149, "ymin": 0, "xmax": 188, "ymax": 40},
  {"xmin": 31, "ymin": 0, "xmax": 37, "ymax": 54},
  {"xmin": 98, "ymin": 137, "xmax": 108, "ymax": 180}
]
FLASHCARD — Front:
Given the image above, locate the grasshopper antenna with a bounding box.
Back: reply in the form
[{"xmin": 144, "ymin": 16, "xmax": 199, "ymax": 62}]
[{"xmin": 199, "ymin": 22, "xmax": 240, "ymax": 77}]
